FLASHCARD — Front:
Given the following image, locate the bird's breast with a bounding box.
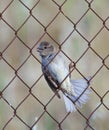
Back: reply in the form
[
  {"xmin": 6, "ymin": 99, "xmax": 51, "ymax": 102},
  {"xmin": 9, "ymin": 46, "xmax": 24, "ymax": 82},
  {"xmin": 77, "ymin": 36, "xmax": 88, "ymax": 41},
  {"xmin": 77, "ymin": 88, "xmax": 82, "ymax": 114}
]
[{"xmin": 48, "ymin": 59, "xmax": 69, "ymax": 83}]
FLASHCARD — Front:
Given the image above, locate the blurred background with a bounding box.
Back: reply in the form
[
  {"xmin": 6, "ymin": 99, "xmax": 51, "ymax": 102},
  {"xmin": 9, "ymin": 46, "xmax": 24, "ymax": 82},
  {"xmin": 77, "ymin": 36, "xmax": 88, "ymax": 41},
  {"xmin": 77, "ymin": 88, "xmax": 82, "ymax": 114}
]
[{"xmin": 0, "ymin": 0, "xmax": 109, "ymax": 130}]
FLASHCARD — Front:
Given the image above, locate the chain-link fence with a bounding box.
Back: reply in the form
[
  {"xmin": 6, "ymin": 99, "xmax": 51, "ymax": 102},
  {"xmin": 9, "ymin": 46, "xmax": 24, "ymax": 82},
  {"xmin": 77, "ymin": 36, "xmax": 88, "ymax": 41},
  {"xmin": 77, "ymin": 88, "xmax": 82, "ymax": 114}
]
[{"xmin": 0, "ymin": 0, "xmax": 109, "ymax": 130}]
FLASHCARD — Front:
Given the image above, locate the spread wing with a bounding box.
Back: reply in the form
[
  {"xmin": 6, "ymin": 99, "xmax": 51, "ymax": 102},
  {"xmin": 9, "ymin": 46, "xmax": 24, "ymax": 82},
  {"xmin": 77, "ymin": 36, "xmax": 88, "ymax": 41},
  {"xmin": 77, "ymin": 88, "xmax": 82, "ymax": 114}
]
[{"xmin": 43, "ymin": 72, "xmax": 61, "ymax": 98}]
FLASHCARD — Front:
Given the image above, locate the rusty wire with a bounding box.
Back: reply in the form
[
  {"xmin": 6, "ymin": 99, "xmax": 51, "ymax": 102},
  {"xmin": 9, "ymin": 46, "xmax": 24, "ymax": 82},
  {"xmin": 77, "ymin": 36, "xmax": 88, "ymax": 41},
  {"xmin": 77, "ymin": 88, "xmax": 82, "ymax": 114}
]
[{"xmin": 0, "ymin": 0, "xmax": 109, "ymax": 130}]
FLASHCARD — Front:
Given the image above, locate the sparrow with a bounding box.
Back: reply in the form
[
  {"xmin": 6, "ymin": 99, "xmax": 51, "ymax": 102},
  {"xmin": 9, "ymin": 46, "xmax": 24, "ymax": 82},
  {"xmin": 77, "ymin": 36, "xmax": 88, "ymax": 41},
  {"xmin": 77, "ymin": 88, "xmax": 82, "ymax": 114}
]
[{"xmin": 37, "ymin": 41, "xmax": 91, "ymax": 112}]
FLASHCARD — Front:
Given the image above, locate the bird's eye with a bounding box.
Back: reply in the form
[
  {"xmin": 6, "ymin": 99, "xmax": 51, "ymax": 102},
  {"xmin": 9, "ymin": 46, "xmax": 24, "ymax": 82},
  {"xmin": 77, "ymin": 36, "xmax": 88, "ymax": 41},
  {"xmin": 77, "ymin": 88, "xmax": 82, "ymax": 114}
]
[{"xmin": 44, "ymin": 46, "xmax": 47, "ymax": 49}]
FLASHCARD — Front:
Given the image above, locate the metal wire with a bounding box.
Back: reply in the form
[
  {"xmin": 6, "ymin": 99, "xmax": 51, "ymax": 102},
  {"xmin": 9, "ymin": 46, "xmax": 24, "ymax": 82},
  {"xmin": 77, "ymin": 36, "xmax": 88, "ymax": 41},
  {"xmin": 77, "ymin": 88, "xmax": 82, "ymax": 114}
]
[{"xmin": 0, "ymin": 0, "xmax": 109, "ymax": 130}]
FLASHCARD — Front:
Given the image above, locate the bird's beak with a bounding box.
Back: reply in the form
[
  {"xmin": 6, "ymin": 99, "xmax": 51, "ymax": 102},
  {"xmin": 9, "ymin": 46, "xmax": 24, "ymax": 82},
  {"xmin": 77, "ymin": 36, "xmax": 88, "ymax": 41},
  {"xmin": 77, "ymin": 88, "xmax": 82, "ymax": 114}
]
[
  {"xmin": 37, "ymin": 48, "xmax": 40, "ymax": 52},
  {"xmin": 37, "ymin": 47, "xmax": 42, "ymax": 52}
]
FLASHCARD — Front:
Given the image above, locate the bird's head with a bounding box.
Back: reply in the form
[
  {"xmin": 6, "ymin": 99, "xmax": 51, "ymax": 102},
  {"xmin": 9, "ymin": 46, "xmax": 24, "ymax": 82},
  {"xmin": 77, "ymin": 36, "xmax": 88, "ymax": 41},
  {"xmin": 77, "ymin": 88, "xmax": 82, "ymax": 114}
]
[{"xmin": 37, "ymin": 41, "xmax": 54, "ymax": 57}]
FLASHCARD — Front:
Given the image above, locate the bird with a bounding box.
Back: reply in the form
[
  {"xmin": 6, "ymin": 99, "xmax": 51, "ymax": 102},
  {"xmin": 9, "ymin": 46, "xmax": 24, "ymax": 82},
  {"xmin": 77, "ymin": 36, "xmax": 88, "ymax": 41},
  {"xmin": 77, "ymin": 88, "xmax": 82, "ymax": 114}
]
[{"xmin": 37, "ymin": 41, "xmax": 91, "ymax": 112}]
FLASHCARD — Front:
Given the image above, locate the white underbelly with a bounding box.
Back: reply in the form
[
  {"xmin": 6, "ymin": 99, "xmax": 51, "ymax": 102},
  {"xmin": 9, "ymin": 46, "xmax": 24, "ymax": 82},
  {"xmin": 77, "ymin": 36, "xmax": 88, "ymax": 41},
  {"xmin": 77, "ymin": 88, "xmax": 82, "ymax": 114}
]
[{"xmin": 49, "ymin": 61, "xmax": 69, "ymax": 82}]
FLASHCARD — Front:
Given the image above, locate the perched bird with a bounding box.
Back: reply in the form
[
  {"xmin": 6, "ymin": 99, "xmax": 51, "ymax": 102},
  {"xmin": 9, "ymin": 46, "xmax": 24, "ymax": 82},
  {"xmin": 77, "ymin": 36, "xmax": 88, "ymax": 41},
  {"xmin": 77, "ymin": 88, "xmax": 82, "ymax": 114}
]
[{"xmin": 37, "ymin": 41, "xmax": 91, "ymax": 112}]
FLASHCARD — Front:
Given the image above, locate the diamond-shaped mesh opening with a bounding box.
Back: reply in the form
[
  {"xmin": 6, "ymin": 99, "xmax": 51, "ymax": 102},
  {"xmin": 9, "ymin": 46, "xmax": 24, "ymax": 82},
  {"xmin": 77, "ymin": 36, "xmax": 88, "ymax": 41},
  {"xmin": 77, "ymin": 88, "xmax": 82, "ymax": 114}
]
[
  {"xmin": 0, "ymin": 59, "xmax": 15, "ymax": 89},
  {"xmin": 16, "ymin": 95, "xmax": 44, "ymax": 127},
  {"xmin": 61, "ymin": 111, "xmax": 87, "ymax": 130},
  {"xmin": 2, "ymin": 0, "xmax": 29, "ymax": 30},
  {"xmin": 0, "ymin": 20, "xmax": 15, "ymax": 52},
  {"xmin": 3, "ymin": 77, "xmax": 29, "ymax": 108},
  {"xmin": 89, "ymin": 105, "xmax": 109, "ymax": 130},
  {"xmin": 32, "ymin": 77, "xmax": 56, "ymax": 105},
  {"xmin": 3, "ymin": 38, "xmax": 29, "ymax": 69},
  {"xmin": 18, "ymin": 55, "xmax": 42, "ymax": 86},
  {"xmin": 92, "ymin": 0, "xmax": 109, "ymax": 19},
  {"xmin": 17, "ymin": 17, "xmax": 44, "ymax": 48},
  {"xmin": 34, "ymin": 112, "xmax": 59, "ymax": 130},
  {"xmin": 92, "ymin": 67, "xmax": 109, "ymax": 96},
  {"xmin": 0, "ymin": 98, "xmax": 14, "ymax": 130},
  {"xmin": 76, "ymin": 10, "xmax": 103, "ymax": 41},
  {"xmin": 61, "ymin": 31, "xmax": 88, "ymax": 61},
  {"xmin": 62, "ymin": 0, "xmax": 88, "ymax": 23},
  {"xmin": 76, "ymin": 48, "xmax": 103, "ymax": 77},
  {"xmin": 47, "ymin": 13, "xmax": 74, "ymax": 43},
  {"xmin": 1, "ymin": 0, "xmax": 109, "ymax": 130},
  {"xmin": 89, "ymin": 90, "xmax": 101, "ymax": 111},
  {"xmin": 91, "ymin": 29, "xmax": 109, "ymax": 58},
  {"xmin": 46, "ymin": 94, "xmax": 67, "ymax": 120},
  {"xmin": 32, "ymin": 0, "xmax": 59, "ymax": 26}
]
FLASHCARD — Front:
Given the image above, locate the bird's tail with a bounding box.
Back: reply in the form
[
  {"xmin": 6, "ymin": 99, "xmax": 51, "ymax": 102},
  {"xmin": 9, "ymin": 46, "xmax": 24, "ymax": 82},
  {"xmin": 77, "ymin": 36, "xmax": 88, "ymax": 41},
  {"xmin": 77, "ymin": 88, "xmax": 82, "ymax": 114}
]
[{"xmin": 63, "ymin": 78, "xmax": 91, "ymax": 112}]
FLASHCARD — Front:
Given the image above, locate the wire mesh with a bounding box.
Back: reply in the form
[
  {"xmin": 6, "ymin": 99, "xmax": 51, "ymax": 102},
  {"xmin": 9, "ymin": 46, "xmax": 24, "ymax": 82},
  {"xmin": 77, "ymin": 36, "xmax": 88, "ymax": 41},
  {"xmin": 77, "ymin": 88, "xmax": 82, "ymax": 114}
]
[{"xmin": 0, "ymin": 0, "xmax": 109, "ymax": 130}]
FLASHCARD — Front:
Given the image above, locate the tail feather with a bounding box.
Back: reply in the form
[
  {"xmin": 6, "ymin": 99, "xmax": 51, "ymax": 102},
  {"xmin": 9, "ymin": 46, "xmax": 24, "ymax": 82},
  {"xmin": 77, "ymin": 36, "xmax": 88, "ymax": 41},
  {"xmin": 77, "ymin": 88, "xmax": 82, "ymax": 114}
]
[
  {"xmin": 63, "ymin": 94, "xmax": 76, "ymax": 112},
  {"xmin": 63, "ymin": 78, "xmax": 91, "ymax": 112}
]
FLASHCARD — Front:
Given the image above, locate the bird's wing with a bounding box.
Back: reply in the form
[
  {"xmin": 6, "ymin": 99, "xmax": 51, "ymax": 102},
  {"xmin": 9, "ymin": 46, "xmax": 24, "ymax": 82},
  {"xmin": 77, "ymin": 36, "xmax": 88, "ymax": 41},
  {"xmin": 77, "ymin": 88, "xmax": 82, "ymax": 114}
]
[{"xmin": 43, "ymin": 72, "xmax": 61, "ymax": 98}]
